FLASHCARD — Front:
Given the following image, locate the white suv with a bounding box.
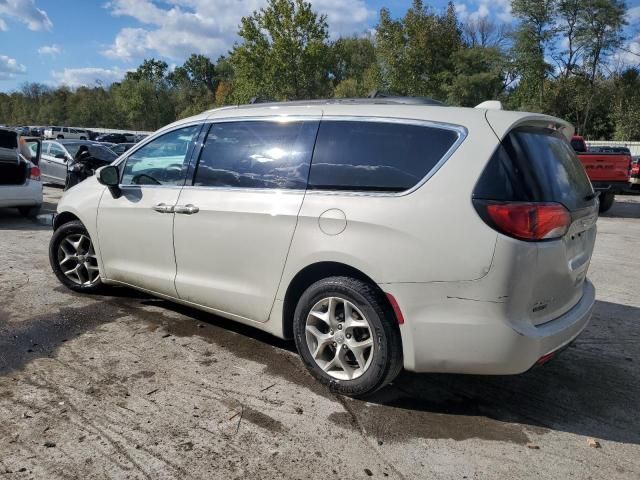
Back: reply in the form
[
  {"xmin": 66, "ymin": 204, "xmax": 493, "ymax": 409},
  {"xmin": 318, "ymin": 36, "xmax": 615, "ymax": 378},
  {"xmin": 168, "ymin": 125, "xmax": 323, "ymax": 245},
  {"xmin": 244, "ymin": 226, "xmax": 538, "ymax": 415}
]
[
  {"xmin": 49, "ymin": 99, "xmax": 598, "ymax": 396},
  {"xmin": 44, "ymin": 126, "xmax": 89, "ymax": 140}
]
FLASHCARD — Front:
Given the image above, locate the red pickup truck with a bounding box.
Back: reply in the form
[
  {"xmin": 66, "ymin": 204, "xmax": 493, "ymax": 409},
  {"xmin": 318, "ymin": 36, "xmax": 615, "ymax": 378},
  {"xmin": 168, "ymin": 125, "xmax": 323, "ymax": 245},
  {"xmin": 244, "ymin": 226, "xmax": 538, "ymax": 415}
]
[{"xmin": 571, "ymin": 136, "xmax": 632, "ymax": 213}]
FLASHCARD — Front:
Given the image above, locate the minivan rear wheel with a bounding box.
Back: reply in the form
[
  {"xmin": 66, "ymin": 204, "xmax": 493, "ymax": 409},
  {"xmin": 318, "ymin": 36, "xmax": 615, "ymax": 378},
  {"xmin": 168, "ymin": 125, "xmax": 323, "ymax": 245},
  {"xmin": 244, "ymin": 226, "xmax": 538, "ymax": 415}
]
[
  {"xmin": 293, "ymin": 276, "xmax": 403, "ymax": 397},
  {"xmin": 49, "ymin": 220, "xmax": 103, "ymax": 293}
]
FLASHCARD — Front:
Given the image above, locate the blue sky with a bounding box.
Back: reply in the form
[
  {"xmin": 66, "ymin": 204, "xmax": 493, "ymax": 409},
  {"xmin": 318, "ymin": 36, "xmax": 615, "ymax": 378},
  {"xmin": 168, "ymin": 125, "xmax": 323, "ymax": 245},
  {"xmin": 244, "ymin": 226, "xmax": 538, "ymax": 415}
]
[{"xmin": 0, "ymin": 0, "xmax": 638, "ymax": 92}]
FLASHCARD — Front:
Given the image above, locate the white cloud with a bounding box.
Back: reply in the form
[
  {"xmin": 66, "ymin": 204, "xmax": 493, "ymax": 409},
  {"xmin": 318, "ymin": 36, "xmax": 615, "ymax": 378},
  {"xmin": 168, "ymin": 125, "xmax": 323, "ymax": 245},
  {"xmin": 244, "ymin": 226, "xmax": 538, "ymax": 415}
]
[
  {"xmin": 627, "ymin": 6, "xmax": 640, "ymax": 23},
  {"xmin": 0, "ymin": 54, "xmax": 26, "ymax": 80},
  {"xmin": 615, "ymin": 33, "xmax": 640, "ymax": 67},
  {"xmin": 0, "ymin": 0, "xmax": 52, "ymax": 31},
  {"xmin": 103, "ymin": 0, "xmax": 372, "ymax": 62},
  {"xmin": 38, "ymin": 44, "xmax": 60, "ymax": 56},
  {"xmin": 457, "ymin": 0, "xmax": 512, "ymax": 24},
  {"xmin": 51, "ymin": 66, "xmax": 131, "ymax": 88}
]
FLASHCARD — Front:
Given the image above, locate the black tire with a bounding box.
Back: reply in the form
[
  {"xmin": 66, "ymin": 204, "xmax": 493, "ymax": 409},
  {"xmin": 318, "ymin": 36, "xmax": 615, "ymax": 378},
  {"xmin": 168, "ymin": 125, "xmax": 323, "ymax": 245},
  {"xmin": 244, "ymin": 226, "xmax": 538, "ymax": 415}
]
[
  {"xmin": 599, "ymin": 192, "xmax": 615, "ymax": 213},
  {"xmin": 79, "ymin": 136, "xmax": 86, "ymax": 140},
  {"xmin": 49, "ymin": 220, "xmax": 103, "ymax": 293},
  {"xmin": 18, "ymin": 205, "xmax": 41, "ymax": 218},
  {"xmin": 57, "ymin": 135, "xmax": 64, "ymax": 139},
  {"xmin": 293, "ymin": 276, "xmax": 403, "ymax": 397}
]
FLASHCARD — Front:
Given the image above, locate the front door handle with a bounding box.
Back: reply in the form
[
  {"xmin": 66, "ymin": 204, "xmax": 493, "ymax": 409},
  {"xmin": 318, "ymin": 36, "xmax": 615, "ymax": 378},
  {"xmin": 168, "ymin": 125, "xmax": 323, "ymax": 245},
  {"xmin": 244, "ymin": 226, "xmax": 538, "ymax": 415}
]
[
  {"xmin": 152, "ymin": 203, "xmax": 174, "ymax": 213},
  {"xmin": 174, "ymin": 204, "xmax": 199, "ymax": 215}
]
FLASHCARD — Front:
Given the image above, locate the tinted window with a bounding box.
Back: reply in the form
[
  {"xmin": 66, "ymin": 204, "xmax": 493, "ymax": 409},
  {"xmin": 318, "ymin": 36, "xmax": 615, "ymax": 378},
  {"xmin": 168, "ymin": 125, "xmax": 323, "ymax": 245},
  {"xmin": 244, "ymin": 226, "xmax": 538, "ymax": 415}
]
[
  {"xmin": 474, "ymin": 127, "xmax": 594, "ymax": 211},
  {"xmin": 308, "ymin": 121, "xmax": 459, "ymax": 192},
  {"xmin": 193, "ymin": 120, "xmax": 318, "ymax": 189},
  {"xmin": 122, "ymin": 125, "xmax": 200, "ymax": 186}
]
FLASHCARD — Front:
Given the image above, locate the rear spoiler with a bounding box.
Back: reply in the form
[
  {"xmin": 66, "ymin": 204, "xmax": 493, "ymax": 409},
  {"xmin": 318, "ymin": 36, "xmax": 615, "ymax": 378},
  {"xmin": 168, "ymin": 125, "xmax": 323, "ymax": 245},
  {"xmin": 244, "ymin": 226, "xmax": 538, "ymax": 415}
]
[
  {"xmin": 485, "ymin": 110, "xmax": 575, "ymax": 141},
  {"xmin": 475, "ymin": 100, "xmax": 503, "ymax": 110}
]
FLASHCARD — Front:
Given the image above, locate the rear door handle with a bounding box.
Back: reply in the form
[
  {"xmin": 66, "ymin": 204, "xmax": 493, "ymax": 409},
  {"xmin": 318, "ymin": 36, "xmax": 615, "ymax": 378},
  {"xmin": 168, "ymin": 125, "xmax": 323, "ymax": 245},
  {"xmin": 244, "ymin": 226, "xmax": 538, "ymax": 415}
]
[
  {"xmin": 174, "ymin": 204, "xmax": 199, "ymax": 215},
  {"xmin": 152, "ymin": 203, "xmax": 174, "ymax": 213}
]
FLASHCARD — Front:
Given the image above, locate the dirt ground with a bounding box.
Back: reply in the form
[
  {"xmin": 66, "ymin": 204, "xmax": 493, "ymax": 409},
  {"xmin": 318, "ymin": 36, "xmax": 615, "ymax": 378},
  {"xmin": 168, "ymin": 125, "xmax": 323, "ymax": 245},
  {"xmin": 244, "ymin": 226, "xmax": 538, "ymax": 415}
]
[{"xmin": 0, "ymin": 186, "xmax": 639, "ymax": 479}]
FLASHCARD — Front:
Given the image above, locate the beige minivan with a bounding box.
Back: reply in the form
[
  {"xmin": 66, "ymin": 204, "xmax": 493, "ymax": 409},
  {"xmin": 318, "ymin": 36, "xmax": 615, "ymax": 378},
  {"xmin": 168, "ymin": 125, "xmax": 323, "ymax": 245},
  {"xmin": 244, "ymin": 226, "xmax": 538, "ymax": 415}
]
[{"xmin": 49, "ymin": 98, "xmax": 598, "ymax": 396}]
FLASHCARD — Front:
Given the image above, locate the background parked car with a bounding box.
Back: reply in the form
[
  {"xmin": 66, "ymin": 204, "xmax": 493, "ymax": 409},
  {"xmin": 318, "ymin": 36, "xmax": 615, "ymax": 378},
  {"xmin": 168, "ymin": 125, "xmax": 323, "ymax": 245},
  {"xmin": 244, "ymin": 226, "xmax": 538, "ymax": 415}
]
[
  {"xmin": 630, "ymin": 156, "xmax": 640, "ymax": 190},
  {"xmin": 571, "ymin": 135, "xmax": 632, "ymax": 212},
  {"xmin": 40, "ymin": 140, "xmax": 116, "ymax": 186},
  {"xmin": 95, "ymin": 133, "xmax": 129, "ymax": 144},
  {"xmin": 134, "ymin": 134, "xmax": 149, "ymax": 143},
  {"xmin": 44, "ymin": 126, "xmax": 90, "ymax": 140},
  {"xmin": 0, "ymin": 128, "xmax": 42, "ymax": 217}
]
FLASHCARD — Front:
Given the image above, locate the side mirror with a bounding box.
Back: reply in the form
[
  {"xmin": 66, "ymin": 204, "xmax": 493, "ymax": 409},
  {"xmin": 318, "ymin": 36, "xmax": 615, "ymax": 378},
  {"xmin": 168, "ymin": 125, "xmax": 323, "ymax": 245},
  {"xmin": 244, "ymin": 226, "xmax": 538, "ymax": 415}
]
[
  {"xmin": 55, "ymin": 153, "xmax": 67, "ymax": 161},
  {"xmin": 97, "ymin": 165, "xmax": 121, "ymax": 198}
]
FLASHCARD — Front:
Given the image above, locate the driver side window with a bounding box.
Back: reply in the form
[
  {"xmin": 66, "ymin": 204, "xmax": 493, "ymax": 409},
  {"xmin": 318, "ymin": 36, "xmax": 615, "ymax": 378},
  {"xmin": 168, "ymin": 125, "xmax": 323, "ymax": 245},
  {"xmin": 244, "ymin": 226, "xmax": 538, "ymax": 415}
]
[{"xmin": 121, "ymin": 125, "xmax": 200, "ymax": 186}]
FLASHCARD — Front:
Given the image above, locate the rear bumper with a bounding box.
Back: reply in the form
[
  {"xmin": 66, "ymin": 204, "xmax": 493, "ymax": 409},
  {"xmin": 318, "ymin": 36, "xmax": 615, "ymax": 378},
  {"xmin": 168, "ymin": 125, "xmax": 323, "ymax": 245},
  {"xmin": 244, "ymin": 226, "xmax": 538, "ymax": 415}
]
[
  {"xmin": 592, "ymin": 181, "xmax": 630, "ymax": 193},
  {"xmin": 0, "ymin": 180, "xmax": 43, "ymax": 208},
  {"xmin": 384, "ymin": 279, "xmax": 595, "ymax": 374}
]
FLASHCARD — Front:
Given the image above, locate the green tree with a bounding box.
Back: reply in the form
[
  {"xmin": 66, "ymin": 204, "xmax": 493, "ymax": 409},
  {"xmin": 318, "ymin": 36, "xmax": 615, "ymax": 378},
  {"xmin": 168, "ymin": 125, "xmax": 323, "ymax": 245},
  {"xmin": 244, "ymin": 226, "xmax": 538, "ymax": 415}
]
[
  {"xmin": 375, "ymin": 1, "xmax": 462, "ymax": 100},
  {"xmin": 511, "ymin": 0, "xmax": 556, "ymax": 110},
  {"xmin": 448, "ymin": 47, "xmax": 511, "ymax": 106},
  {"xmin": 612, "ymin": 68, "xmax": 640, "ymax": 140},
  {"xmin": 230, "ymin": 0, "xmax": 332, "ymax": 102},
  {"xmin": 330, "ymin": 36, "xmax": 376, "ymax": 86}
]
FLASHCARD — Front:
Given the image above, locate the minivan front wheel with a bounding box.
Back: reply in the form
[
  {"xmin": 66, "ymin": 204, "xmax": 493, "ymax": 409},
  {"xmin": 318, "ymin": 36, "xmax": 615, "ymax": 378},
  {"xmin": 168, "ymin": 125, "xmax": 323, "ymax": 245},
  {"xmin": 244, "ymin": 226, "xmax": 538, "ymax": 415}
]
[
  {"xmin": 49, "ymin": 221, "xmax": 102, "ymax": 293},
  {"xmin": 293, "ymin": 277, "xmax": 403, "ymax": 397}
]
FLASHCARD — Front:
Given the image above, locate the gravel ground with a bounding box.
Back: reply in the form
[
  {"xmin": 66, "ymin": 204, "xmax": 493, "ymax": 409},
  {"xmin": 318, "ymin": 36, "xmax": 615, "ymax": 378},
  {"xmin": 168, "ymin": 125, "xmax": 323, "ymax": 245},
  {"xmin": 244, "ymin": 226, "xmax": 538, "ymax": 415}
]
[{"xmin": 0, "ymin": 187, "xmax": 638, "ymax": 479}]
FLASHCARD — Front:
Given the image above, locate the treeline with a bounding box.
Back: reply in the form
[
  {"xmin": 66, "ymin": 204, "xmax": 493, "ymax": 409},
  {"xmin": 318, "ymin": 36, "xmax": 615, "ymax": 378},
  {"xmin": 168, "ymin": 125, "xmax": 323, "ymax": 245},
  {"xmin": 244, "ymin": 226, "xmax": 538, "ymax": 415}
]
[{"xmin": 0, "ymin": 0, "xmax": 638, "ymax": 140}]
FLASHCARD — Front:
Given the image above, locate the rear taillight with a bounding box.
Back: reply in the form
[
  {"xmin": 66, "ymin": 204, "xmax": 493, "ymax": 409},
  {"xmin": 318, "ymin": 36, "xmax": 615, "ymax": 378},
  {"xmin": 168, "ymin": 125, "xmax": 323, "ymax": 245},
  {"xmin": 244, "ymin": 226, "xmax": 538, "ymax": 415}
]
[
  {"xmin": 474, "ymin": 200, "xmax": 570, "ymax": 241},
  {"xmin": 30, "ymin": 166, "xmax": 41, "ymax": 181}
]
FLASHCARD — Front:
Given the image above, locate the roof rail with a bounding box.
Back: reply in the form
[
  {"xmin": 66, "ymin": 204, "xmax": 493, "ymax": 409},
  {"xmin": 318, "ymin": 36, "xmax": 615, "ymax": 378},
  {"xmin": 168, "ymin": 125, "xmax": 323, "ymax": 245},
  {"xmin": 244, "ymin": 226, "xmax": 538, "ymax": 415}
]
[{"xmin": 236, "ymin": 96, "xmax": 446, "ymax": 108}]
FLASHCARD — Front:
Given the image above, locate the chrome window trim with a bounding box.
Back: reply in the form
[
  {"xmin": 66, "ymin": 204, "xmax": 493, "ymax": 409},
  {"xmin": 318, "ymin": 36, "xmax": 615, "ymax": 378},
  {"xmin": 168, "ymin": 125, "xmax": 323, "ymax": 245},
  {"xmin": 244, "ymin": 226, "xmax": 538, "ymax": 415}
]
[
  {"xmin": 113, "ymin": 114, "xmax": 467, "ymax": 195},
  {"xmin": 180, "ymin": 185, "xmax": 307, "ymax": 194}
]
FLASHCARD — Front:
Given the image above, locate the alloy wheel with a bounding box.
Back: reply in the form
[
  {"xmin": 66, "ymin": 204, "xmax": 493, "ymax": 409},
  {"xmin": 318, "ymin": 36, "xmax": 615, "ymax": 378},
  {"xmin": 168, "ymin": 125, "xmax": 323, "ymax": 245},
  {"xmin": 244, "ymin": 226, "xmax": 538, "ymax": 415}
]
[
  {"xmin": 57, "ymin": 233, "xmax": 100, "ymax": 286},
  {"xmin": 305, "ymin": 296, "xmax": 374, "ymax": 380}
]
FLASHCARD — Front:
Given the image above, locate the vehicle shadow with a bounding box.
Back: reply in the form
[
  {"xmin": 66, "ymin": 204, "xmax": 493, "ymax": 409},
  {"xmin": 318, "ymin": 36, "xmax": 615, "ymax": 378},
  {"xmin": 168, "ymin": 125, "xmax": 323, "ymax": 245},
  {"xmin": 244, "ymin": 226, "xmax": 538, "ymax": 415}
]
[
  {"xmin": 601, "ymin": 196, "xmax": 640, "ymax": 219},
  {"xmin": 364, "ymin": 299, "xmax": 640, "ymax": 445},
  {"xmin": 98, "ymin": 289, "xmax": 640, "ymax": 446},
  {"xmin": 0, "ymin": 208, "xmax": 52, "ymax": 231}
]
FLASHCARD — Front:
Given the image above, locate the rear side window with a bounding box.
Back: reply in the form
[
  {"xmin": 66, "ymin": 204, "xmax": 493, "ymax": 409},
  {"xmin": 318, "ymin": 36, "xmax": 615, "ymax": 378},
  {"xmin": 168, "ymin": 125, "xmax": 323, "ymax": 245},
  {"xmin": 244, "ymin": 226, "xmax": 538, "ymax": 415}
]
[
  {"xmin": 193, "ymin": 120, "xmax": 318, "ymax": 189},
  {"xmin": 308, "ymin": 120, "xmax": 459, "ymax": 192},
  {"xmin": 474, "ymin": 127, "xmax": 594, "ymax": 211}
]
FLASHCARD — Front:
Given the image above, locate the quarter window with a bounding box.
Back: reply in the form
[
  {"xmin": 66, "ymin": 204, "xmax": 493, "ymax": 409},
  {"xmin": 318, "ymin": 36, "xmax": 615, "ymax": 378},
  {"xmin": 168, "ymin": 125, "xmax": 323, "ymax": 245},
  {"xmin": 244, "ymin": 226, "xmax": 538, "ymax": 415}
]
[
  {"xmin": 193, "ymin": 120, "xmax": 318, "ymax": 189},
  {"xmin": 308, "ymin": 120, "xmax": 460, "ymax": 192},
  {"xmin": 121, "ymin": 125, "xmax": 200, "ymax": 186}
]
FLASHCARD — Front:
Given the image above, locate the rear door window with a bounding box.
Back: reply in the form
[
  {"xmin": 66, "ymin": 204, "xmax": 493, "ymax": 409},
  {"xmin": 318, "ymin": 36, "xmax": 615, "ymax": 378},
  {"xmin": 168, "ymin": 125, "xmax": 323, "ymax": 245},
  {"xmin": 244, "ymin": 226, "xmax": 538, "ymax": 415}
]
[
  {"xmin": 474, "ymin": 127, "xmax": 594, "ymax": 211},
  {"xmin": 308, "ymin": 120, "xmax": 460, "ymax": 192},
  {"xmin": 193, "ymin": 120, "xmax": 318, "ymax": 189}
]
